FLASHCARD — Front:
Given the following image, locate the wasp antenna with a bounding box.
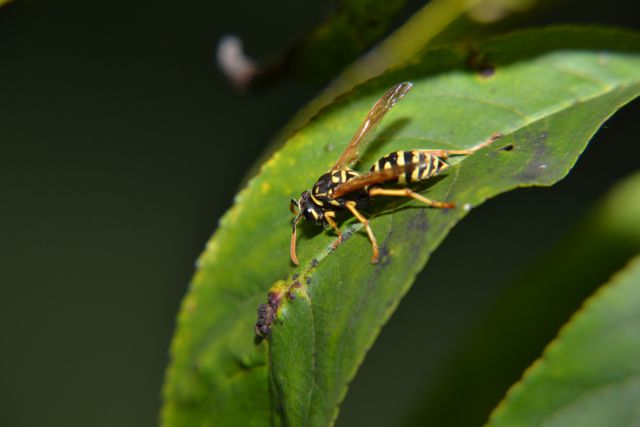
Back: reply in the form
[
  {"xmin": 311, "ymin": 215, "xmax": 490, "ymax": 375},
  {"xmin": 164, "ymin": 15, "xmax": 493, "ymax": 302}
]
[{"xmin": 290, "ymin": 214, "xmax": 302, "ymax": 265}]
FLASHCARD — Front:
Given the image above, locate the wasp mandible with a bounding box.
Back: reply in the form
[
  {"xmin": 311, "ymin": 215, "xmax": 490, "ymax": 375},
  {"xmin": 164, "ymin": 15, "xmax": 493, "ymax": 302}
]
[{"xmin": 289, "ymin": 82, "xmax": 501, "ymax": 265}]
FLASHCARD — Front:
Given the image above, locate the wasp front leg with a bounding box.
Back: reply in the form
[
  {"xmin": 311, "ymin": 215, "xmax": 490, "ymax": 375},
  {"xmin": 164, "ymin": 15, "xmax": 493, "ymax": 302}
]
[
  {"xmin": 324, "ymin": 211, "xmax": 343, "ymax": 240},
  {"xmin": 345, "ymin": 201, "xmax": 380, "ymax": 263}
]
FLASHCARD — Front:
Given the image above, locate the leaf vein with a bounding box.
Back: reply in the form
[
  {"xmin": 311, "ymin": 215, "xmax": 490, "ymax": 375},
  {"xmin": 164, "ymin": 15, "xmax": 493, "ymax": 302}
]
[
  {"xmin": 549, "ymin": 63, "xmax": 614, "ymax": 91},
  {"xmin": 424, "ymin": 92, "xmax": 530, "ymax": 121}
]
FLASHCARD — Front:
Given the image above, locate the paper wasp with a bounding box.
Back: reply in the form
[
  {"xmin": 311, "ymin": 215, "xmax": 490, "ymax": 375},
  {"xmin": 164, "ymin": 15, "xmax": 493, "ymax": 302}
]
[{"xmin": 289, "ymin": 82, "xmax": 501, "ymax": 265}]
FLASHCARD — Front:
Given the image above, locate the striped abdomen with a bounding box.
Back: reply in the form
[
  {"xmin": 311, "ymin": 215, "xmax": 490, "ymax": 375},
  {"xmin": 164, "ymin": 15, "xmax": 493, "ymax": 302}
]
[{"xmin": 370, "ymin": 150, "xmax": 449, "ymax": 184}]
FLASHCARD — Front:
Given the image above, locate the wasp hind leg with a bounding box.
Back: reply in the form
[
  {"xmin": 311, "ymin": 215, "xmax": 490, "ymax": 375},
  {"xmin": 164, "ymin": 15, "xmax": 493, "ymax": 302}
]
[
  {"xmin": 417, "ymin": 131, "xmax": 503, "ymax": 158},
  {"xmin": 345, "ymin": 201, "xmax": 380, "ymax": 264},
  {"xmin": 369, "ymin": 187, "xmax": 455, "ymax": 209}
]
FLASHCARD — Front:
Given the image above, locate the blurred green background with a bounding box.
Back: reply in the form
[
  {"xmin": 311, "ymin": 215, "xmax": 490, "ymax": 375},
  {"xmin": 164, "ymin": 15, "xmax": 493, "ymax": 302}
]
[{"xmin": 1, "ymin": 1, "xmax": 639, "ymax": 426}]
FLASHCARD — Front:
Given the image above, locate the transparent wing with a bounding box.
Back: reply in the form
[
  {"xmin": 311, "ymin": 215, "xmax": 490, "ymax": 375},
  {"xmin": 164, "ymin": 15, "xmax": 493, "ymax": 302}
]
[
  {"xmin": 332, "ymin": 82, "xmax": 413, "ymax": 170},
  {"xmin": 332, "ymin": 161, "xmax": 423, "ymax": 198}
]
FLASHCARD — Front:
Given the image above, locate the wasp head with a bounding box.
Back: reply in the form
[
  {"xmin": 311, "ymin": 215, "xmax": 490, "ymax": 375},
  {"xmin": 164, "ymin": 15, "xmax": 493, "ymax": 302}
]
[
  {"xmin": 290, "ymin": 190, "xmax": 325, "ymax": 266},
  {"xmin": 299, "ymin": 191, "xmax": 324, "ymax": 225}
]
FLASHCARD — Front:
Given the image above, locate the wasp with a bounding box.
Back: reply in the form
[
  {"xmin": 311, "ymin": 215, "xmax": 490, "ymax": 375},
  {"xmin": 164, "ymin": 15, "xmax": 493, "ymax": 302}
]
[{"xmin": 289, "ymin": 82, "xmax": 501, "ymax": 265}]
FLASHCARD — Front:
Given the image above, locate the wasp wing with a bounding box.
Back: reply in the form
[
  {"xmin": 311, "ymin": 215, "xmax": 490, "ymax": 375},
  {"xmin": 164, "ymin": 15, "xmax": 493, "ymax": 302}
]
[
  {"xmin": 332, "ymin": 82, "xmax": 413, "ymax": 171},
  {"xmin": 333, "ymin": 161, "xmax": 424, "ymax": 198}
]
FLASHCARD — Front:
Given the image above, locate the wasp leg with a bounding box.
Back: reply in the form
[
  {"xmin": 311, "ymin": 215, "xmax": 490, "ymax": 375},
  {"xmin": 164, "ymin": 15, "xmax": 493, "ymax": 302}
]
[
  {"xmin": 418, "ymin": 131, "xmax": 503, "ymax": 157},
  {"xmin": 324, "ymin": 212, "xmax": 343, "ymax": 240},
  {"xmin": 369, "ymin": 188, "xmax": 455, "ymax": 209},
  {"xmin": 345, "ymin": 201, "xmax": 380, "ymax": 264},
  {"xmin": 325, "ymin": 213, "xmax": 346, "ymax": 250}
]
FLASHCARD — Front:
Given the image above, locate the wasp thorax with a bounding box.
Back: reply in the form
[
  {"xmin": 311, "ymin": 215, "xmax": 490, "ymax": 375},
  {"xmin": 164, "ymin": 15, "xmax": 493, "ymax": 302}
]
[{"xmin": 299, "ymin": 190, "xmax": 324, "ymax": 225}]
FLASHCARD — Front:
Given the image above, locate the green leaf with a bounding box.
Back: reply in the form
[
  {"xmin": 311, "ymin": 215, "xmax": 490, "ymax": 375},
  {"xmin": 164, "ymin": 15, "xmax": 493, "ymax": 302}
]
[
  {"xmin": 269, "ymin": 28, "xmax": 640, "ymax": 426},
  {"xmin": 162, "ymin": 27, "xmax": 640, "ymax": 426},
  {"xmin": 487, "ymin": 254, "xmax": 640, "ymax": 427},
  {"xmin": 408, "ymin": 170, "xmax": 640, "ymax": 427}
]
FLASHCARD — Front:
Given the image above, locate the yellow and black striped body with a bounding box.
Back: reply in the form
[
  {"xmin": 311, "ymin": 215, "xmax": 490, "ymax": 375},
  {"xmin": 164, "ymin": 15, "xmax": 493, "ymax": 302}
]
[
  {"xmin": 298, "ymin": 151, "xmax": 448, "ymax": 227},
  {"xmin": 370, "ymin": 150, "xmax": 449, "ymax": 184}
]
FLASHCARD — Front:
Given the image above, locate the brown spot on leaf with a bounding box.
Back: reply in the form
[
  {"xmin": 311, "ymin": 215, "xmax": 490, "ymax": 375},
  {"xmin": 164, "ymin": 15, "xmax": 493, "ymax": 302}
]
[
  {"xmin": 255, "ymin": 285, "xmax": 286, "ymax": 337},
  {"xmin": 467, "ymin": 49, "xmax": 495, "ymax": 78},
  {"xmin": 255, "ymin": 304, "xmax": 276, "ymax": 337}
]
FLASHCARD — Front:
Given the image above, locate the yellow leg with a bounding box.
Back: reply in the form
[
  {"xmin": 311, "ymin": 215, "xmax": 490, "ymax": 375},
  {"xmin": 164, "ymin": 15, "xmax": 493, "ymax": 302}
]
[
  {"xmin": 325, "ymin": 214, "xmax": 342, "ymax": 240},
  {"xmin": 369, "ymin": 187, "xmax": 455, "ymax": 208},
  {"xmin": 418, "ymin": 131, "xmax": 503, "ymax": 157},
  {"xmin": 345, "ymin": 201, "xmax": 380, "ymax": 264}
]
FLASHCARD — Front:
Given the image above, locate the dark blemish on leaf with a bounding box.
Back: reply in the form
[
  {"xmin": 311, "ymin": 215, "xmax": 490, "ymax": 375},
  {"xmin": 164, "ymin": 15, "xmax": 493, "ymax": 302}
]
[
  {"xmin": 479, "ymin": 66, "xmax": 495, "ymax": 78},
  {"xmin": 255, "ymin": 303, "xmax": 276, "ymax": 338},
  {"xmin": 267, "ymin": 290, "xmax": 282, "ymax": 308},
  {"xmin": 403, "ymin": 212, "xmax": 431, "ymax": 258},
  {"xmin": 406, "ymin": 211, "xmax": 430, "ymax": 234},
  {"xmin": 376, "ymin": 246, "xmax": 391, "ymax": 267},
  {"xmin": 255, "ymin": 287, "xmax": 285, "ymax": 337},
  {"xmin": 466, "ymin": 49, "xmax": 495, "ymax": 78},
  {"xmin": 286, "ymin": 281, "xmax": 303, "ymax": 301},
  {"xmin": 310, "ymin": 258, "xmax": 319, "ymax": 268},
  {"xmin": 515, "ymin": 131, "xmax": 551, "ymax": 182},
  {"xmin": 500, "ymin": 144, "xmax": 514, "ymax": 152},
  {"xmin": 305, "ymin": 276, "xmax": 311, "ymax": 285},
  {"xmin": 291, "ymin": 273, "xmax": 299, "ymax": 281}
]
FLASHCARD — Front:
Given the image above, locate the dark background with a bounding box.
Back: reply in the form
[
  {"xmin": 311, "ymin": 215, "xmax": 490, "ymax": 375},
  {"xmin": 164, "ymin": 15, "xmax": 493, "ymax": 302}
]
[{"xmin": 0, "ymin": 1, "xmax": 638, "ymax": 426}]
